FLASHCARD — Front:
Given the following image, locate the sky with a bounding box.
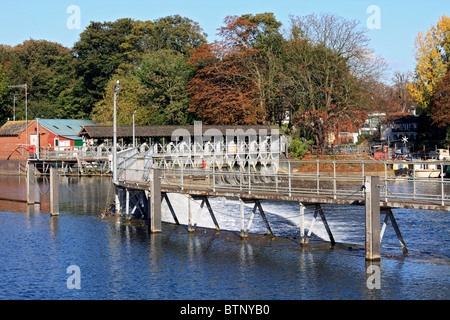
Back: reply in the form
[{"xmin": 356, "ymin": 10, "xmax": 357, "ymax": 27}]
[{"xmin": 0, "ymin": 0, "xmax": 449, "ymax": 81}]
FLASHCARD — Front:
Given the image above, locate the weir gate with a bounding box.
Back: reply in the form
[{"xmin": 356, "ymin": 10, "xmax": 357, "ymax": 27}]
[{"xmin": 112, "ymin": 148, "xmax": 449, "ymax": 261}]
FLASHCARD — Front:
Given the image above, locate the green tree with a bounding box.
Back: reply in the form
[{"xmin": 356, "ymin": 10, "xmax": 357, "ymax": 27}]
[
  {"xmin": 74, "ymin": 16, "xmax": 207, "ymax": 118},
  {"xmin": 72, "ymin": 18, "xmax": 137, "ymax": 115},
  {"xmin": 91, "ymin": 73, "xmax": 151, "ymax": 126},
  {"xmin": 0, "ymin": 63, "xmax": 10, "ymax": 125},
  {"xmin": 93, "ymin": 49, "xmax": 195, "ymax": 125},
  {"xmin": 135, "ymin": 49, "xmax": 195, "ymax": 124},
  {"xmin": 1, "ymin": 40, "xmax": 71, "ymax": 119},
  {"xmin": 151, "ymin": 15, "xmax": 207, "ymax": 53}
]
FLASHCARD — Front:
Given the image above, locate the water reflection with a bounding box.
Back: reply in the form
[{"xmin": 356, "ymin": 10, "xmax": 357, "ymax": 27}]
[{"xmin": 0, "ymin": 175, "xmax": 448, "ymax": 299}]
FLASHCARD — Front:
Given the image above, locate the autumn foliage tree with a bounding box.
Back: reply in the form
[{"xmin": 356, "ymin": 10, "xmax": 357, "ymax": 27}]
[
  {"xmin": 408, "ymin": 14, "xmax": 450, "ymax": 112},
  {"xmin": 281, "ymin": 14, "xmax": 387, "ymax": 147},
  {"xmin": 188, "ymin": 42, "xmax": 264, "ymax": 124},
  {"xmin": 430, "ymin": 68, "xmax": 450, "ymax": 130},
  {"xmin": 187, "ymin": 15, "xmax": 275, "ymax": 124},
  {"xmin": 188, "ymin": 13, "xmax": 389, "ymax": 146}
]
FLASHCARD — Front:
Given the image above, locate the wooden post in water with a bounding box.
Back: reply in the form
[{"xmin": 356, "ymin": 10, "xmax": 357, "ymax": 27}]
[
  {"xmin": 50, "ymin": 167, "xmax": 59, "ymax": 216},
  {"xmin": 26, "ymin": 162, "xmax": 36, "ymax": 205},
  {"xmin": 150, "ymin": 168, "xmax": 161, "ymax": 233},
  {"xmin": 365, "ymin": 176, "xmax": 381, "ymax": 261}
]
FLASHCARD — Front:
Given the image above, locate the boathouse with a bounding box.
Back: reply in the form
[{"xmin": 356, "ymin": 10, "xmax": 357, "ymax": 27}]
[{"xmin": 0, "ymin": 119, "xmax": 95, "ymax": 160}]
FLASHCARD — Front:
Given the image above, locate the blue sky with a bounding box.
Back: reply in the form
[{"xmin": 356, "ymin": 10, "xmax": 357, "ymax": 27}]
[{"xmin": 1, "ymin": 0, "xmax": 449, "ymax": 80}]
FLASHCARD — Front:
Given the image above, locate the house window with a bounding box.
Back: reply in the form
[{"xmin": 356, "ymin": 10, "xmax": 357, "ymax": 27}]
[{"xmin": 54, "ymin": 138, "xmax": 59, "ymax": 147}]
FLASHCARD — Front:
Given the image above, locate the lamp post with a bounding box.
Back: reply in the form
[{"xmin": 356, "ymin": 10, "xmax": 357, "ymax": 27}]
[
  {"xmin": 132, "ymin": 109, "xmax": 136, "ymax": 148},
  {"xmin": 113, "ymin": 80, "xmax": 120, "ymax": 183}
]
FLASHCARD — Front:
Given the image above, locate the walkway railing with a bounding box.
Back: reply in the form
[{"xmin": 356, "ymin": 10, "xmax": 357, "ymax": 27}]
[
  {"xmin": 116, "ymin": 152, "xmax": 450, "ymax": 208},
  {"xmin": 35, "ymin": 146, "xmax": 111, "ymax": 161}
]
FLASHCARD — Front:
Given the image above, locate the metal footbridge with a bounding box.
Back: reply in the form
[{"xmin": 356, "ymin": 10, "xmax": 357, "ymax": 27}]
[{"xmin": 112, "ymin": 147, "xmax": 449, "ymax": 260}]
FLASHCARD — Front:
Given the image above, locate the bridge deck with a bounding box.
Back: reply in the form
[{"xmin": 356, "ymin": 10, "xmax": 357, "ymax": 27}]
[
  {"xmin": 115, "ymin": 156, "xmax": 450, "ymax": 212},
  {"xmin": 117, "ymin": 178, "xmax": 450, "ymax": 212}
]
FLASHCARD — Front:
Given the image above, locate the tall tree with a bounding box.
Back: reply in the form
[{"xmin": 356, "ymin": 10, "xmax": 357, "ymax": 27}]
[
  {"xmin": 408, "ymin": 14, "xmax": 450, "ymax": 112},
  {"xmin": 151, "ymin": 15, "xmax": 207, "ymax": 53},
  {"xmin": 289, "ymin": 13, "xmax": 386, "ymax": 82},
  {"xmin": 72, "ymin": 18, "xmax": 137, "ymax": 115},
  {"xmin": 430, "ymin": 68, "xmax": 450, "ymax": 130},
  {"xmin": 391, "ymin": 71, "xmax": 413, "ymax": 113},
  {"xmin": 0, "ymin": 63, "xmax": 10, "ymax": 125},
  {"xmin": 91, "ymin": 73, "xmax": 151, "ymax": 126},
  {"xmin": 74, "ymin": 16, "xmax": 207, "ymax": 118},
  {"xmin": 188, "ymin": 42, "xmax": 263, "ymax": 124},
  {"xmin": 135, "ymin": 49, "xmax": 195, "ymax": 125},
  {"xmin": 188, "ymin": 13, "xmax": 284, "ymax": 125},
  {"xmin": 281, "ymin": 13, "xmax": 388, "ymax": 146},
  {"xmin": 1, "ymin": 40, "xmax": 71, "ymax": 119},
  {"xmin": 281, "ymin": 39, "xmax": 363, "ymax": 146}
]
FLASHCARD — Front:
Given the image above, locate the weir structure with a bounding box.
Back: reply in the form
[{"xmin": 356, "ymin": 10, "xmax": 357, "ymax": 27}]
[{"xmin": 112, "ymin": 148, "xmax": 449, "ymax": 261}]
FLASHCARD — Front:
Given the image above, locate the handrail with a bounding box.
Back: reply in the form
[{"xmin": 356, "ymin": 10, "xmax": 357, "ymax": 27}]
[{"xmin": 116, "ymin": 153, "xmax": 450, "ymax": 208}]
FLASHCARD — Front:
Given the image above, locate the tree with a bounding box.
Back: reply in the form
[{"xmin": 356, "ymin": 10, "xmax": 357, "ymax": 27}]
[
  {"xmin": 135, "ymin": 49, "xmax": 195, "ymax": 124},
  {"xmin": 188, "ymin": 13, "xmax": 284, "ymax": 125},
  {"xmin": 0, "ymin": 63, "xmax": 10, "ymax": 125},
  {"xmin": 72, "ymin": 18, "xmax": 137, "ymax": 114},
  {"xmin": 281, "ymin": 39, "xmax": 361, "ymax": 146},
  {"xmin": 151, "ymin": 15, "xmax": 207, "ymax": 53},
  {"xmin": 74, "ymin": 17, "xmax": 207, "ymax": 118},
  {"xmin": 91, "ymin": 73, "xmax": 151, "ymax": 126},
  {"xmin": 430, "ymin": 68, "xmax": 450, "ymax": 130},
  {"xmin": 408, "ymin": 15, "xmax": 450, "ymax": 112},
  {"xmin": 282, "ymin": 13, "xmax": 388, "ymax": 147},
  {"xmin": 289, "ymin": 13, "xmax": 387, "ymax": 82},
  {"xmin": 1, "ymin": 40, "xmax": 71, "ymax": 119},
  {"xmin": 391, "ymin": 71, "xmax": 413, "ymax": 113},
  {"xmin": 188, "ymin": 43, "xmax": 264, "ymax": 124}
]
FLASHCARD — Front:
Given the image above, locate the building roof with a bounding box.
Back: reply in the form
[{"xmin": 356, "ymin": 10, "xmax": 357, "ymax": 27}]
[
  {"xmin": 78, "ymin": 125, "xmax": 280, "ymax": 139},
  {"xmin": 0, "ymin": 120, "xmax": 35, "ymax": 136},
  {"xmin": 37, "ymin": 119, "xmax": 96, "ymax": 140}
]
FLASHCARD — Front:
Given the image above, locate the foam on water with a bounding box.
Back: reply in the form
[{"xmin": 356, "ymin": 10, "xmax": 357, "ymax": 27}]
[{"xmin": 160, "ymin": 193, "xmax": 361, "ymax": 243}]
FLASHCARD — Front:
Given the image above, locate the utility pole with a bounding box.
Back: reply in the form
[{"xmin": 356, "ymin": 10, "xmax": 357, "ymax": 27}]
[{"xmin": 8, "ymin": 84, "xmax": 28, "ymax": 146}]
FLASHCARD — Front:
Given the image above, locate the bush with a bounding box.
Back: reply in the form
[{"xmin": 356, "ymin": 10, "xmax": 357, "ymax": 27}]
[{"xmin": 288, "ymin": 138, "xmax": 313, "ymax": 159}]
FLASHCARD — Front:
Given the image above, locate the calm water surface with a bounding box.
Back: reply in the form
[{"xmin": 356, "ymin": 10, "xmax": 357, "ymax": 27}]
[{"xmin": 0, "ymin": 175, "xmax": 448, "ymax": 300}]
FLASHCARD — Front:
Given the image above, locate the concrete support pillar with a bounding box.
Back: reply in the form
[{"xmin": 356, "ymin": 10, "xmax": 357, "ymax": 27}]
[
  {"xmin": 150, "ymin": 168, "xmax": 161, "ymax": 233},
  {"xmin": 26, "ymin": 163, "xmax": 35, "ymax": 205},
  {"xmin": 50, "ymin": 168, "xmax": 59, "ymax": 216},
  {"xmin": 115, "ymin": 187, "xmax": 121, "ymax": 216},
  {"xmin": 299, "ymin": 202, "xmax": 305, "ymax": 244},
  {"xmin": 365, "ymin": 176, "xmax": 381, "ymax": 261}
]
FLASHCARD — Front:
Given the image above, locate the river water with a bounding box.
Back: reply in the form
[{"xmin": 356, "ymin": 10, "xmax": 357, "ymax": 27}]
[{"xmin": 0, "ymin": 175, "xmax": 448, "ymax": 300}]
